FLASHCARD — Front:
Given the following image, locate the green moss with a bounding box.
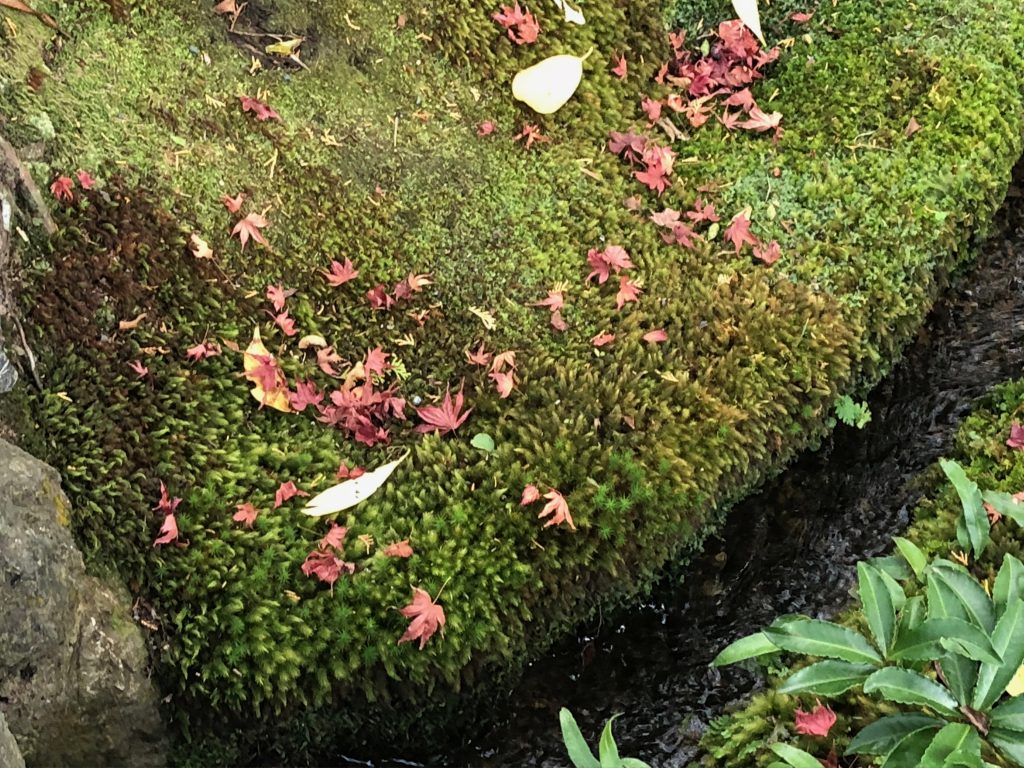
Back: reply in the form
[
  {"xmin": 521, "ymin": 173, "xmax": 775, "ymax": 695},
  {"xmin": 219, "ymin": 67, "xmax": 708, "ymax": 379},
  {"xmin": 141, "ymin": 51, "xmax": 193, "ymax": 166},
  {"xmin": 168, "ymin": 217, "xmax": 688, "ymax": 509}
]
[
  {"xmin": 699, "ymin": 378, "xmax": 1024, "ymax": 766},
  {"xmin": 1, "ymin": 0, "xmax": 1022, "ymax": 760}
]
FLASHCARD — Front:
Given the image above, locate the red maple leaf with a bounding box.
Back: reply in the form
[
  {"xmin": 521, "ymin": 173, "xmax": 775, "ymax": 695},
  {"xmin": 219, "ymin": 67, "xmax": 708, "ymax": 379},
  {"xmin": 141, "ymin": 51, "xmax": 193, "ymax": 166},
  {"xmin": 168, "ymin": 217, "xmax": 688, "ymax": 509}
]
[
  {"xmin": 641, "ymin": 97, "xmax": 662, "ymax": 122},
  {"xmin": 521, "ymin": 484, "xmax": 540, "ymax": 505},
  {"xmin": 273, "ymin": 311, "xmax": 298, "ymax": 337},
  {"xmin": 321, "ymin": 258, "xmax": 359, "ymax": 286},
  {"xmin": 531, "ymin": 289, "xmax": 564, "ymax": 313},
  {"xmin": 274, "ymin": 481, "xmax": 309, "ymax": 508},
  {"xmin": 414, "ymin": 384, "xmax": 473, "ymax": 435},
  {"xmin": 186, "ymin": 340, "xmax": 221, "ymax": 361},
  {"xmin": 718, "ymin": 109, "xmax": 742, "ymax": 130},
  {"xmin": 50, "ymin": 175, "xmax": 74, "ymax": 202},
  {"xmin": 336, "ymin": 462, "xmax": 366, "ymax": 480},
  {"xmin": 221, "ymin": 192, "xmax": 245, "ymax": 213},
  {"xmin": 266, "ymin": 284, "xmax": 287, "ymax": 311},
  {"xmin": 492, "ymin": 2, "xmax": 540, "ymax": 45},
  {"xmin": 724, "ymin": 212, "xmax": 759, "ymax": 254},
  {"xmin": 538, "ymin": 489, "xmax": 575, "ymax": 530},
  {"xmin": 687, "ymin": 198, "xmax": 720, "ymax": 223},
  {"xmin": 591, "ymin": 332, "xmax": 615, "ymax": 347},
  {"xmin": 301, "ymin": 549, "xmax": 355, "ymax": 586},
  {"xmin": 239, "ymin": 95, "xmax": 281, "ymax": 121},
  {"xmin": 366, "ymin": 284, "xmax": 395, "ymax": 310},
  {"xmin": 794, "ymin": 700, "xmax": 837, "ymax": 737},
  {"xmin": 398, "ymin": 587, "xmax": 446, "ymax": 649},
  {"xmin": 650, "ymin": 208, "xmax": 681, "ymax": 228},
  {"xmin": 154, "ymin": 481, "xmax": 182, "ymax": 514},
  {"xmin": 383, "ymin": 540, "xmax": 414, "ymax": 558},
  {"xmin": 611, "ymin": 54, "xmax": 628, "ymax": 79},
  {"xmin": 466, "ymin": 342, "xmax": 492, "ymax": 367},
  {"xmin": 231, "ymin": 212, "xmax": 269, "ymax": 250},
  {"xmin": 643, "ymin": 328, "xmax": 668, "ymax": 343},
  {"xmin": 723, "ymin": 87, "xmax": 756, "ymax": 112},
  {"xmin": 634, "ymin": 144, "xmax": 676, "ymax": 194},
  {"xmin": 586, "ymin": 245, "xmax": 634, "ymax": 284},
  {"xmin": 550, "ymin": 310, "xmax": 568, "ymax": 332},
  {"xmin": 288, "ymin": 379, "xmax": 324, "ymax": 412},
  {"xmin": 790, "ymin": 11, "xmax": 814, "ymax": 22},
  {"xmin": 364, "ymin": 346, "xmax": 391, "ymax": 377},
  {"xmin": 478, "ymin": 121, "xmax": 496, "ymax": 136},
  {"xmin": 317, "ymin": 346, "xmax": 344, "ymax": 376},
  {"xmin": 491, "ymin": 350, "xmax": 517, "ymax": 373},
  {"xmin": 753, "ymin": 240, "xmax": 781, "ymax": 265},
  {"xmin": 233, "ymin": 502, "xmax": 259, "ymax": 528},
  {"xmin": 739, "ymin": 105, "xmax": 783, "ymax": 133},
  {"xmin": 515, "ymin": 123, "xmax": 549, "ymax": 150},
  {"xmin": 607, "ymin": 130, "xmax": 647, "ymax": 162},
  {"xmin": 394, "ymin": 272, "xmax": 432, "ymax": 300},
  {"xmin": 615, "ymin": 276, "xmax": 642, "ymax": 310},
  {"xmin": 1008, "ymin": 423, "xmax": 1024, "ymax": 450},
  {"xmin": 76, "ymin": 170, "xmax": 96, "ymax": 189},
  {"xmin": 128, "ymin": 359, "xmax": 149, "ymax": 378},
  {"xmin": 319, "ymin": 522, "xmax": 348, "ymax": 550},
  {"xmin": 153, "ymin": 512, "xmax": 179, "ymax": 546}
]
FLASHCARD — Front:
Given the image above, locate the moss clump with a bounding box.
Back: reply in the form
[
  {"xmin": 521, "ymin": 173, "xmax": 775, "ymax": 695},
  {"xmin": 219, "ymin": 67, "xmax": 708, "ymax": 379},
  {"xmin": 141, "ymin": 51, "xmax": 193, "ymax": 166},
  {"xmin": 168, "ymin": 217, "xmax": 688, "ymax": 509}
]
[
  {"xmin": 1, "ymin": 0, "xmax": 1022, "ymax": 761},
  {"xmin": 700, "ymin": 377, "xmax": 1024, "ymax": 766}
]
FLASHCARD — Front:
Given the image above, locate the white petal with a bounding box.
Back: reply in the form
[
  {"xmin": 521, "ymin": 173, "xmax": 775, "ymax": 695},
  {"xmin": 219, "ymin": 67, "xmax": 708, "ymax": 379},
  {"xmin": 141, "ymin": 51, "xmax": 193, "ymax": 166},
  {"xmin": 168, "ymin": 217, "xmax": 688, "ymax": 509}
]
[
  {"xmin": 731, "ymin": 0, "xmax": 766, "ymax": 45},
  {"xmin": 302, "ymin": 453, "xmax": 407, "ymax": 517},
  {"xmin": 552, "ymin": 0, "xmax": 585, "ymax": 25}
]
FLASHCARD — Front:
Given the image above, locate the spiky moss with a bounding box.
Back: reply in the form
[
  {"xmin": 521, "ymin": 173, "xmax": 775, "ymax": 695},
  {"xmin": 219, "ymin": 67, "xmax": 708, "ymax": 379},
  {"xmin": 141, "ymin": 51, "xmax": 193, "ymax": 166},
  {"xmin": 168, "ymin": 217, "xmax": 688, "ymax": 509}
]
[
  {"xmin": 699, "ymin": 378, "xmax": 1024, "ymax": 766},
  {"xmin": 1, "ymin": 0, "xmax": 1023, "ymax": 762}
]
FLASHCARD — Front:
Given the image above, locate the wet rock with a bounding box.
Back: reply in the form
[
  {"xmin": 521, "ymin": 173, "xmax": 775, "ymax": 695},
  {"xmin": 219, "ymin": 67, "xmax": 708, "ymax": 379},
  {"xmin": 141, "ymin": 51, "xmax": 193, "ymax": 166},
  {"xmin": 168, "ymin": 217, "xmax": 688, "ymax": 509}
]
[
  {"xmin": 0, "ymin": 351, "xmax": 17, "ymax": 393},
  {"xmin": 0, "ymin": 711, "xmax": 25, "ymax": 768},
  {"xmin": 0, "ymin": 438, "xmax": 167, "ymax": 768}
]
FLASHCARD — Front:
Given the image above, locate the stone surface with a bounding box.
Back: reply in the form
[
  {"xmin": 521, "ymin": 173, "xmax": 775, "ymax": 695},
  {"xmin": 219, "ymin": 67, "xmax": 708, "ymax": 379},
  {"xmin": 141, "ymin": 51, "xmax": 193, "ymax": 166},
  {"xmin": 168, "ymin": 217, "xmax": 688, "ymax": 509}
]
[
  {"xmin": 0, "ymin": 438, "xmax": 167, "ymax": 767},
  {"xmin": 0, "ymin": 712, "xmax": 25, "ymax": 768}
]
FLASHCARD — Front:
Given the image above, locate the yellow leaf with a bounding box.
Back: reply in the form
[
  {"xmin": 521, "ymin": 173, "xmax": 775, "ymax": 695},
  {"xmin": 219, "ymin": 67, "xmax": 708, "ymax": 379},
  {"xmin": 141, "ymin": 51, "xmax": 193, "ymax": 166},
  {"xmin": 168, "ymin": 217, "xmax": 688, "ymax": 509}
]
[
  {"xmin": 243, "ymin": 327, "xmax": 291, "ymax": 412},
  {"xmin": 468, "ymin": 306, "xmax": 498, "ymax": 330},
  {"xmin": 1007, "ymin": 664, "xmax": 1024, "ymax": 697},
  {"xmin": 265, "ymin": 38, "xmax": 303, "ymax": 56}
]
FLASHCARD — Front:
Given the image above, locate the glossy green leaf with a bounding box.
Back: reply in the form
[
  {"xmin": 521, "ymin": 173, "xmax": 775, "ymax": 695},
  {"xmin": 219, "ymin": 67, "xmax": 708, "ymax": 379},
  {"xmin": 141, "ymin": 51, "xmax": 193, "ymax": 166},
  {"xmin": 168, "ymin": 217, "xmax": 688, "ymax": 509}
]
[
  {"xmin": 778, "ymin": 660, "xmax": 875, "ymax": 696},
  {"xmin": 765, "ymin": 617, "xmax": 882, "ymax": 665},
  {"xmin": 560, "ymin": 708, "xmax": 600, "ymax": 768},
  {"xmin": 983, "ymin": 490, "xmax": 1024, "ymax": 526},
  {"xmin": 470, "ymin": 432, "xmax": 495, "ymax": 452},
  {"xmin": 598, "ymin": 716, "xmax": 620, "ymax": 768},
  {"xmin": 711, "ymin": 632, "xmax": 778, "ymax": 667},
  {"xmin": 769, "ymin": 743, "xmax": 822, "ymax": 768},
  {"xmin": 846, "ymin": 714, "xmax": 945, "ymax": 755},
  {"xmin": 860, "ymin": 561, "xmax": 896, "ymax": 657},
  {"xmin": 891, "ymin": 618, "xmax": 1000, "ymax": 665},
  {"xmin": 994, "ymin": 554, "xmax": 1024, "ymax": 620},
  {"xmin": 863, "ymin": 667, "xmax": 959, "ymax": 717},
  {"xmin": 929, "ymin": 561, "xmax": 996, "ymax": 632},
  {"xmin": 927, "ymin": 576, "xmax": 981, "ymax": 702},
  {"xmin": 940, "ymin": 459, "xmax": 989, "ymax": 559},
  {"xmin": 619, "ymin": 760, "xmax": 652, "ymax": 768},
  {"xmin": 919, "ymin": 723, "xmax": 981, "ymax": 765},
  {"xmin": 879, "ymin": 567, "xmax": 908, "ymax": 613},
  {"xmin": 973, "ymin": 598, "xmax": 1024, "ymax": 710},
  {"xmin": 882, "ymin": 728, "xmax": 942, "ymax": 768},
  {"xmin": 988, "ymin": 727, "xmax": 1024, "ymax": 768},
  {"xmin": 990, "ymin": 694, "xmax": 1024, "ymax": 731},
  {"xmin": 895, "ymin": 536, "xmax": 928, "ymax": 579}
]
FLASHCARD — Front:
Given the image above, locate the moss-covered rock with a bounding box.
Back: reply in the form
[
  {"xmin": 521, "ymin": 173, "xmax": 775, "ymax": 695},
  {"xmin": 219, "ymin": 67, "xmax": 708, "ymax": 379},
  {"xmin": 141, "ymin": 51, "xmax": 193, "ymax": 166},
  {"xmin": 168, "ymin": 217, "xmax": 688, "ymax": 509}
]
[{"xmin": 1, "ymin": 0, "xmax": 1022, "ymax": 761}]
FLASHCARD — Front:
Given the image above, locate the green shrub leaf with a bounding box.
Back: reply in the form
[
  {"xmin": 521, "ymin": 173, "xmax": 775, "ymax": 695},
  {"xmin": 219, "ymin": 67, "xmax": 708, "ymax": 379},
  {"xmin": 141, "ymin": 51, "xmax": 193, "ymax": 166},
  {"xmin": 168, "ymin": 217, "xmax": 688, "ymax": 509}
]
[
  {"xmin": 972, "ymin": 598, "xmax": 1024, "ymax": 710},
  {"xmin": 598, "ymin": 716, "xmax": 620, "ymax": 768},
  {"xmin": 994, "ymin": 555, "xmax": 1024, "ymax": 620},
  {"xmin": 990, "ymin": 695, "xmax": 1024, "ymax": 731},
  {"xmin": 859, "ymin": 561, "xmax": 896, "ymax": 657},
  {"xmin": 929, "ymin": 562, "xmax": 996, "ymax": 632},
  {"xmin": 940, "ymin": 459, "xmax": 989, "ymax": 559},
  {"xmin": 987, "ymin": 727, "xmax": 1024, "ymax": 767},
  {"xmin": 560, "ymin": 708, "xmax": 601, "ymax": 768},
  {"xmin": 769, "ymin": 743, "xmax": 822, "ymax": 768},
  {"xmin": 894, "ymin": 537, "xmax": 928, "ymax": 579},
  {"xmin": 711, "ymin": 632, "xmax": 778, "ymax": 667},
  {"xmin": 764, "ymin": 617, "xmax": 882, "ymax": 665},
  {"xmin": 778, "ymin": 660, "xmax": 875, "ymax": 696},
  {"xmin": 862, "ymin": 667, "xmax": 959, "ymax": 717},
  {"xmin": 919, "ymin": 723, "xmax": 981, "ymax": 765},
  {"xmin": 890, "ymin": 618, "xmax": 1000, "ymax": 665},
  {"xmin": 845, "ymin": 714, "xmax": 945, "ymax": 756}
]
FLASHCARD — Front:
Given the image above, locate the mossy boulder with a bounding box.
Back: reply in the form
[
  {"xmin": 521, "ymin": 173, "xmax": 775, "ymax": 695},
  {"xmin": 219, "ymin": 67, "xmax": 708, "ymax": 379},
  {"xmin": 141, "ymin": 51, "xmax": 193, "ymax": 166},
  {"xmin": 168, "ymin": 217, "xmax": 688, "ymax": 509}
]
[{"xmin": 0, "ymin": 0, "xmax": 1022, "ymax": 762}]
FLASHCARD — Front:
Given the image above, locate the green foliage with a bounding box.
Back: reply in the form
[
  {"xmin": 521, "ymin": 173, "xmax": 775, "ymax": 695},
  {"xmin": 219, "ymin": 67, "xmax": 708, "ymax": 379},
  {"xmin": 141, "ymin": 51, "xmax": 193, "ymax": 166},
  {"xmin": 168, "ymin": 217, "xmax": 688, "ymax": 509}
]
[
  {"xmin": 559, "ymin": 709, "xmax": 652, "ymax": 768},
  {"xmin": 835, "ymin": 395, "xmax": 872, "ymax": 429},
  {"xmin": 704, "ymin": 378, "xmax": 1024, "ymax": 766},
  {"xmin": 3, "ymin": 0, "xmax": 1023, "ymax": 759}
]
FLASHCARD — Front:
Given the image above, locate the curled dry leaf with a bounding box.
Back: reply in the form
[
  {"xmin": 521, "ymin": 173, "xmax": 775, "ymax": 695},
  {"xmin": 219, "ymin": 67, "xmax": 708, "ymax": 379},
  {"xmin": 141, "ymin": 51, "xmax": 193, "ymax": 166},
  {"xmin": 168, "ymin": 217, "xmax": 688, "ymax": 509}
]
[
  {"xmin": 298, "ymin": 334, "xmax": 328, "ymax": 350},
  {"xmin": 190, "ymin": 234, "xmax": 214, "ymax": 260}
]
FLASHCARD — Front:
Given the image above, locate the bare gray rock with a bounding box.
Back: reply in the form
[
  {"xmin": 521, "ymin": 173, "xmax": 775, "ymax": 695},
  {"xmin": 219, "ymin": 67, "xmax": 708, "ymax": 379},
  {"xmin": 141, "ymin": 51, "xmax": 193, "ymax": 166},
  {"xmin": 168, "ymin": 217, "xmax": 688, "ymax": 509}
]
[
  {"xmin": 0, "ymin": 438, "xmax": 167, "ymax": 767},
  {"xmin": 0, "ymin": 712, "xmax": 25, "ymax": 768}
]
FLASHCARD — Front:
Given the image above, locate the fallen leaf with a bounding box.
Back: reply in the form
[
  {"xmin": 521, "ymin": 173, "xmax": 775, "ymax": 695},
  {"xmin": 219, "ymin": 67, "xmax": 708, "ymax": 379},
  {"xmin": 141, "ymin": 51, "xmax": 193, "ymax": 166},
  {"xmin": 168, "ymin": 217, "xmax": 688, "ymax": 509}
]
[
  {"xmin": 643, "ymin": 328, "xmax": 668, "ymax": 343},
  {"xmin": 531, "ymin": 289, "xmax": 564, "ymax": 313},
  {"xmin": 552, "ymin": 0, "xmax": 585, "ymax": 24},
  {"xmin": 521, "ymin": 484, "xmax": 540, "ymax": 505},
  {"xmin": 468, "ymin": 306, "xmax": 498, "ymax": 330},
  {"xmin": 586, "ymin": 244, "xmax": 634, "ymax": 284},
  {"xmin": 550, "ymin": 310, "xmax": 568, "ymax": 332},
  {"xmin": 478, "ymin": 121, "xmax": 496, "ymax": 136},
  {"xmin": 731, "ymin": 0, "xmax": 766, "ymax": 45},
  {"xmin": 266, "ymin": 284, "xmax": 287, "ymax": 311},
  {"xmin": 611, "ymin": 54, "xmax": 628, "ymax": 80},
  {"xmin": 466, "ymin": 342, "xmax": 492, "ymax": 367},
  {"xmin": 753, "ymin": 239, "xmax": 781, "ymax": 265},
  {"xmin": 288, "ymin": 379, "xmax": 323, "ymax": 412},
  {"xmin": 414, "ymin": 384, "xmax": 473, "ymax": 435},
  {"xmin": 298, "ymin": 334, "xmax": 327, "ymax": 350},
  {"xmin": 790, "ymin": 10, "xmax": 813, "ymax": 22},
  {"xmin": 232, "ymin": 212, "xmax": 269, "ymax": 250},
  {"xmin": 301, "ymin": 549, "xmax": 355, "ymax": 586},
  {"xmin": 239, "ymin": 95, "xmax": 281, "ymax": 121},
  {"xmin": 538, "ymin": 489, "xmax": 575, "ymax": 530},
  {"xmin": 383, "ymin": 540, "xmax": 414, "ymax": 558},
  {"xmin": 0, "ymin": 0, "xmax": 58, "ymax": 29},
  {"xmin": 119, "ymin": 312, "xmax": 147, "ymax": 331},
  {"xmin": 514, "ymin": 123, "xmax": 550, "ymax": 149},
  {"xmin": 186, "ymin": 341, "xmax": 221, "ymax": 361},
  {"xmin": 336, "ymin": 462, "xmax": 366, "ymax": 480},
  {"xmin": 794, "ymin": 700, "xmax": 836, "ymax": 737},
  {"xmin": 233, "ymin": 502, "xmax": 259, "ymax": 528},
  {"xmin": 321, "ymin": 258, "xmax": 359, "ymax": 286},
  {"xmin": 615, "ymin": 276, "xmax": 642, "ymax": 310},
  {"xmin": 489, "ymin": 369, "xmax": 515, "ymax": 399},
  {"xmin": 190, "ymin": 234, "xmax": 214, "ymax": 260},
  {"xmin": 398, "ymin": 587, "xmax": 446, "ymax": 649},
  {"xmin": 76, "ymin": 170, "xmax": 96, "ymax": 189},
  {"xmin": 304, "ymin": 453, "xmax": 408, "ymax": 517},
  {"xmin": 274, "ymin": 481, "xmax": 309, "ymax": 508},
  {"xmin": 641, "ymin": 97, "xmax": 662, "ymax": 122},
  {"xmin": 242, "ymin": 326, "xmax": 291, "ymax": 412},
  {"xmin": 738, "ymin": 105, "xmax": 782, "ymax": 133},
  {"xmin": 153, "ymin": 512, "xmax": 179, "ymax": 546},
  {"xmin": 273, "ymin": 311, "xmax": 298, "ymax": 337},
  {"xmin": 591, "ymin": 332, "xmax": 615, "ymax": 347},
  {"xmin": 1008, "ymin": 423, "xmax": 1024, "ymax": 450},
  {"xmin": 492, "ymin": 1, "xmax": 540, "ymax": 45},
  {"xmin": 128, "ymin": 360, "xmax": 149, "ymax": 377},
  {"xmin": 221, "ymin": 193, "xmax": 245, "ymax": 212},
  {"xmin": 317, "ymin": 346, "xmax": 344, "ymax": 376},
  {"xmin": 50, "ymin": 176, "xmax": 73, "ymax": 202},
  {"xmin": 905, "ymin": 117, "xmax": 922, "ymax": 137},
  {"xmin": 724, "ymin": 210, "xmax": 759, "ymax": 254}
]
